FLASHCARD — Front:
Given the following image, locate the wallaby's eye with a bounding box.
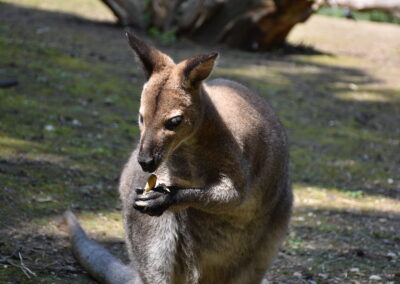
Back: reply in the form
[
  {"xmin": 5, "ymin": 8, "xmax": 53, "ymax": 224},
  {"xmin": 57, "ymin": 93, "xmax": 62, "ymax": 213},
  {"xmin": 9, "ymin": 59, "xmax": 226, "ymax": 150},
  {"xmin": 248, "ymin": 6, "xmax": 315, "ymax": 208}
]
[
  {"xmin": 138, "ymin": 113, "xmax": 144, "ymax": 124},
  {"xmin": 165, "ymin": 115, "xmax": 183, "ymax": 131}
]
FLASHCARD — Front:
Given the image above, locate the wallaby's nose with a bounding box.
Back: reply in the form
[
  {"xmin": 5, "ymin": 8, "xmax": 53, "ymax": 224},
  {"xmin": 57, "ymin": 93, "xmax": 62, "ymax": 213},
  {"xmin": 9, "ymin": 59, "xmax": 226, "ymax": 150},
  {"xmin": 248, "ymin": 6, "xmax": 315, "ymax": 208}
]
[{"xmin": 138, "ymin": 156, "xmax": 156, "ymax": 173}]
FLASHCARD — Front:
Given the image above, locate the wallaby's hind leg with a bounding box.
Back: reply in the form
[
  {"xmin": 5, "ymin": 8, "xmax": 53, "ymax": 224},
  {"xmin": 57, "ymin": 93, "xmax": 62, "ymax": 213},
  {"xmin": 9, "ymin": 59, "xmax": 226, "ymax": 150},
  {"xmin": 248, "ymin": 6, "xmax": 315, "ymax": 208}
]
[{"xmin": 63, "ymin": 210, "xmax": 142, "ymax": 284}]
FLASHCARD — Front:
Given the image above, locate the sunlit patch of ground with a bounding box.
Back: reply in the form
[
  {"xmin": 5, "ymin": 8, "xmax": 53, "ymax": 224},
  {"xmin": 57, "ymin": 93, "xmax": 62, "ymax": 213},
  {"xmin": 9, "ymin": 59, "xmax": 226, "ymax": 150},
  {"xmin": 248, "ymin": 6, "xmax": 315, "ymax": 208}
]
[
  {"xmin": 336, "ymin": 90, "xmax": 399, "ymax": 103},
  {"xmin": 0, "ymin": 1, "xmax": 399, "ymax": 283},
  {"xmin": 295, "ymin": 184, "xmax": 399, "ymax": 213}
]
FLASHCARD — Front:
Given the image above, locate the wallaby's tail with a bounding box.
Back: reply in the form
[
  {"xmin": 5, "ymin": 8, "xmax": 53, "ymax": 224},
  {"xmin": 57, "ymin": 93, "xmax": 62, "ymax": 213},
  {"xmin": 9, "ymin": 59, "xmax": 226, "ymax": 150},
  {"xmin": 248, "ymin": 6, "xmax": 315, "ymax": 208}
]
[{"xmin": 63, "ymin": 210, "xmax": 138, "ymax": 284}]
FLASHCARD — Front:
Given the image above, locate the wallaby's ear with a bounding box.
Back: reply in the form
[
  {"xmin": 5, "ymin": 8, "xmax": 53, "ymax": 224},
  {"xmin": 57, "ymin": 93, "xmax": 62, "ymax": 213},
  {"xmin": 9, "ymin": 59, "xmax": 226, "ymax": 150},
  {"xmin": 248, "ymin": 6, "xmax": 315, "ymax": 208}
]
[
  {"xmin": 182, "ymin": 52, "xmax": 218, "ymax": 86},
  {"xmin": 126, "ymin": 31, "xmax": 173, "ymax": 79}
]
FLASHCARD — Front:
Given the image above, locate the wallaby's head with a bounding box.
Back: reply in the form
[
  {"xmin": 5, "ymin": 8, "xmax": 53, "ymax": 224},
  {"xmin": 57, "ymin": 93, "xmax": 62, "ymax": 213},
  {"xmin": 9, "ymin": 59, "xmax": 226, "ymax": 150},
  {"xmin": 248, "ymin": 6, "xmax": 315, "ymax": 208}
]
[{"xmin": 126, "ymin": 32, "xmax": 218, "ymax": 173}]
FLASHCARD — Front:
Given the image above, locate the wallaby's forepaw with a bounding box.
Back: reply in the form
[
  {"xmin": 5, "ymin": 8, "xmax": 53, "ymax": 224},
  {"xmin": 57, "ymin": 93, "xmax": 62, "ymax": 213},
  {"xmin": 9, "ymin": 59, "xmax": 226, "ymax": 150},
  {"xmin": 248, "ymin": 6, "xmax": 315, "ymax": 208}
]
[{"xmin": 133, "ymin": 187, "xmax": 175, "ymax": 216}]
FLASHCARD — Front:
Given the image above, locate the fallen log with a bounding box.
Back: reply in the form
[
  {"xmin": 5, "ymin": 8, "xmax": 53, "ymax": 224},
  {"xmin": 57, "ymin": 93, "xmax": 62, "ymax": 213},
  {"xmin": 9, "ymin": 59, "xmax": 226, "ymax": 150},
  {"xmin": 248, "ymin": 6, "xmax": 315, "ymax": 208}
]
[{"xmin": 97, "ymin": 0, "xmax": 316, "ymax": 50}]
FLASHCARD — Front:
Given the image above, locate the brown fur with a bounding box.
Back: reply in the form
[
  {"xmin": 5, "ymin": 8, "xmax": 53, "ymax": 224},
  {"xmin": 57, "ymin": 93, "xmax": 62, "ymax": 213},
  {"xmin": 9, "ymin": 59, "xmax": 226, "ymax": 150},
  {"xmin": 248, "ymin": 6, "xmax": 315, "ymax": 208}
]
[{"xmin": 65, "ymin": 32, "xmax": 292, "ymax": 284}]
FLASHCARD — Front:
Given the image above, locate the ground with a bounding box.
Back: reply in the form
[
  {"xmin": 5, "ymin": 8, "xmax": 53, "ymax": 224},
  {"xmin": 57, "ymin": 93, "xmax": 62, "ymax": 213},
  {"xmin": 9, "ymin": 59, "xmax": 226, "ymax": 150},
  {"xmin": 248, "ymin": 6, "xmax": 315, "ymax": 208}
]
[{"xmin": 0, "ymin": 1, "xmax": 399, "ymax": 283}]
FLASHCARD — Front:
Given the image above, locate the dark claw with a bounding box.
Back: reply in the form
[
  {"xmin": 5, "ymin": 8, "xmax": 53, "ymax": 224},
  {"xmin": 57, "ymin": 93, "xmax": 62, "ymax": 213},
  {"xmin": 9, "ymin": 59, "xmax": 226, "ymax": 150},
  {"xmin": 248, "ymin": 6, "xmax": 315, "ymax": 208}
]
[
  {"xmin": 133, "ymin": 186, "xmax": 175, "ymax": 217},
  {"xmin": 136, "ymin": 190, "xmax": 160, "ymax": 201},
  {"xmin": 133, "ymin": 202, "xmax": 164, "ymax": 216},
  {"xmin": 135, "ymin": 187, "xmax": 144, "ymax": 195},
  {"xmin": 136, "ymin": 205, "xmax": 165, "ymax": 217}
]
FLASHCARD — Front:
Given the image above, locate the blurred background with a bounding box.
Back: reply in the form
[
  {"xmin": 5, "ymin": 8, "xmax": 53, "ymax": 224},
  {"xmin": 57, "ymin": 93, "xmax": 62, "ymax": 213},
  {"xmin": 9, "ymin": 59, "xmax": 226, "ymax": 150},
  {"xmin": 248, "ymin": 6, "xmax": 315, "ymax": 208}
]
[{"xmin": 0, "ymin": 0, "xmax": 399, "ymax": 283}]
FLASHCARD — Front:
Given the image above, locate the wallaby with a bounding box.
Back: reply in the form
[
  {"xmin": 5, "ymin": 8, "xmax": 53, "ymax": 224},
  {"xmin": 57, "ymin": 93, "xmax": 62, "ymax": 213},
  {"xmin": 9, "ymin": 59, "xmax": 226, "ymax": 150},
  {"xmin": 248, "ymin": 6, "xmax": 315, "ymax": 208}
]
[{"xmin": 63, "ymin": 32, "xmax": 292, "ymax": 284}]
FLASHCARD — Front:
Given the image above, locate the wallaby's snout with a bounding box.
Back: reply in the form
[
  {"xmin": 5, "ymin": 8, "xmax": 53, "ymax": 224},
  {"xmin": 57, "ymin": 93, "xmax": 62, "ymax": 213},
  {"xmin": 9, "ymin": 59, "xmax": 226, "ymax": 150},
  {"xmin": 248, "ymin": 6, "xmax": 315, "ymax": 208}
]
[
  {"xmin": 137, "ymin": 132, "xmax": 163, "ymax": 172},
  {"xmin": 137, "ymin": 152, "xmax": 158, "ymax": 172},
  {"xmin": 137, "ymin": 155, "xmax": 156, "ymax": 172}
]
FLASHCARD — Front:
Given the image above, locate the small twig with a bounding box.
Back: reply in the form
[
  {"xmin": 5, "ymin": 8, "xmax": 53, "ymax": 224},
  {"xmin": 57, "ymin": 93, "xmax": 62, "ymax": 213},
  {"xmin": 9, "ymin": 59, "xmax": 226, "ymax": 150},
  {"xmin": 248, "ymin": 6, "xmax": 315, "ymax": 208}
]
[
  {"xmin": 20, "ymin": 264, "xmax": 32, "ymax": 279},
  {"xmin": 3, "ymin": 259, "xmax": 30, "ymax": 278},
  {"xmin": 18, "ymin": 252, "xmax": 37, "ymax": 279}
]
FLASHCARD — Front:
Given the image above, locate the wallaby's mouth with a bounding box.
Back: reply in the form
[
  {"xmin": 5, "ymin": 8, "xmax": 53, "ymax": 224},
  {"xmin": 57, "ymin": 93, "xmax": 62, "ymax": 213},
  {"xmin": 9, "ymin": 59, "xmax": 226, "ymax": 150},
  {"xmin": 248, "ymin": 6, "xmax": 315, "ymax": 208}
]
[{"xmin": 140, "ymin": 161, "xmax": 158, "ymax": 173}]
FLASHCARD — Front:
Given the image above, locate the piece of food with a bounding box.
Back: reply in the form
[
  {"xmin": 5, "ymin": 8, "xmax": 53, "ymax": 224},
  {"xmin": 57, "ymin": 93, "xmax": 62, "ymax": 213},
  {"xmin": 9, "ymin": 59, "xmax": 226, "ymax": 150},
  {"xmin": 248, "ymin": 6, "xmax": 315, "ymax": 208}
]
[
  {"xmin": 142, "ymin": 174, "xmax": 171, "ymax": 196},
  {"xmin": 143, "ymin": 174, "xmax": 157, "ymax": 195}
]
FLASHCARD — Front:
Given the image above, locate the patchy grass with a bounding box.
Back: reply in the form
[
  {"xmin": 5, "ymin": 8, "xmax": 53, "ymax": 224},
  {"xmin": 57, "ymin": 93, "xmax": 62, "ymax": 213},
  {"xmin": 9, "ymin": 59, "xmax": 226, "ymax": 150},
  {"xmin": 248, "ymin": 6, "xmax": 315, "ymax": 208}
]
[{"xmin": 0, "ymin": 1, "xmax": 399, "ymax": 283}]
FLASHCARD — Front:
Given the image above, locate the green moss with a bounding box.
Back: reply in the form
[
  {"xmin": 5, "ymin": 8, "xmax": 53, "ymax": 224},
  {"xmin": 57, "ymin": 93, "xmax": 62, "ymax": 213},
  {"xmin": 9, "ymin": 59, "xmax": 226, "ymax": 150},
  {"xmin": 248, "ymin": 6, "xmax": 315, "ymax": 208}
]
[{"xmin": 0, "ymin": 20, "xmax": 140, "ymax": 230}]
